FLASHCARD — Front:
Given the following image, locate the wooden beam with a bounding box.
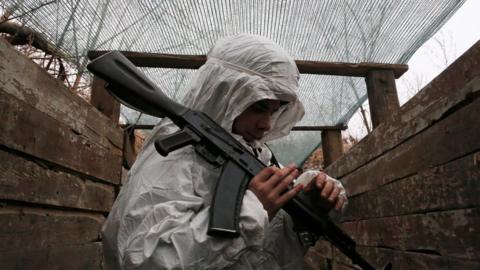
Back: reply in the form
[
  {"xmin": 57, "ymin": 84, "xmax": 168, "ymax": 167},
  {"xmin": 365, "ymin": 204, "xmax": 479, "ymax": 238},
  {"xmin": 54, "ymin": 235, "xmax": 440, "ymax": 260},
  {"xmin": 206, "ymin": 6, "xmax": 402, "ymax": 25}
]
[
  {"xmin": 118, "ymin": 123, "xmax": 347, "ymax": 131},
  {"xmin": 87, "ymin": 50, "xmax": 408, "ymax": 78},
  {"xmin": 296, "ymin": 60, "xmax": 408, "ymax": 78},
  {"xmin": 292, "ymin": 124, "xmax": 347, "ymax": 131},
  {"xmin": 321, "ymin": 130, "xmax": 344, "ymax": 167},
  {"xmin": 365, "ymin": 69, "xmax": 400, "ymax": 128}
]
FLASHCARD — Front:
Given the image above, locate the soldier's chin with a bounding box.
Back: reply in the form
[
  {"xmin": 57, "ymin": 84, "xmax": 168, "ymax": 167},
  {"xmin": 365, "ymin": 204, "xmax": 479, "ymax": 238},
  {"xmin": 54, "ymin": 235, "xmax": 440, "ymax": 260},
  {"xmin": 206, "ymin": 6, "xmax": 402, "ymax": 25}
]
[
  {"xmin": 252, "ymin": 134, "xmax": 264, "ymax": 141},
  {"xmin": 244, "ymin": 133, "xmax": 262, "ymax": 142}
]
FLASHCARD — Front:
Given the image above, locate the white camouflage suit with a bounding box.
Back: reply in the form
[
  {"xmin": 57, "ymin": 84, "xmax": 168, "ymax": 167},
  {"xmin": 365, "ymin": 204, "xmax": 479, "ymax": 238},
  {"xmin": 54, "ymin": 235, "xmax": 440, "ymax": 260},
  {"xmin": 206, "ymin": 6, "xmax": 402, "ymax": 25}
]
[{"xmin": 102, "ymin": 34, "xmax": 345, "ymax": 270}]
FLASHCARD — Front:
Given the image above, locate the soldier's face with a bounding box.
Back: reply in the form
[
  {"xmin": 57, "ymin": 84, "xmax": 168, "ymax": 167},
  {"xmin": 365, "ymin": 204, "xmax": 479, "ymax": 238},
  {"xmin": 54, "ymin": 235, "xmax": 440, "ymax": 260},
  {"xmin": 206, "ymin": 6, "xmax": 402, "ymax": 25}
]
[{"xmin": 232, "ymin": 99, "xmax": 281, "ymax": 142}]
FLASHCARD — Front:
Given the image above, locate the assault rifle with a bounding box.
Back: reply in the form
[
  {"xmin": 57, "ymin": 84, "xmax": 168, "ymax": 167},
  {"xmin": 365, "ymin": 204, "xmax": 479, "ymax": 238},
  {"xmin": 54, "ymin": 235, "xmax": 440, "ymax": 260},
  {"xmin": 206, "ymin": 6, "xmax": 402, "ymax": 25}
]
[{"xmin": 87, "ymin": 51, "xmax": 390, "ymax": 270}]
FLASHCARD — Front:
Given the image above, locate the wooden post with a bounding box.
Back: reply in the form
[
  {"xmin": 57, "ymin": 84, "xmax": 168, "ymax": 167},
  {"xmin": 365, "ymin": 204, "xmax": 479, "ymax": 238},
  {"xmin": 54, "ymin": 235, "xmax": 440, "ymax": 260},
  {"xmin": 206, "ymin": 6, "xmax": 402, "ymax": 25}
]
[
  {"xmin": 90, "ymin": 76, "xmax": 137, "ymax": 168},
  {"xmin": 322, "ymin": 130, "xmax": 344, "ymax": 167},
  {"xmin": 365, "ymin": 69, "xmax": 400, "ymax": 128},
  {"xmin": 122, "ymin": 128, "xmax": 136, "ymax": 169},
  {"xmin": 90, "ymin": 76, "xmax": 120, "ymax": 122}
]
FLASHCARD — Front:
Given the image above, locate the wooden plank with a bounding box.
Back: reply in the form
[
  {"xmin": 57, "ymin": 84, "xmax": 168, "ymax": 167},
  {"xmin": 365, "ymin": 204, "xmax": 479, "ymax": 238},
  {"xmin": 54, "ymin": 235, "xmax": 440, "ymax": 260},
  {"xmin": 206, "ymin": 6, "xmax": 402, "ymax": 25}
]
[
  {"xmin": 331, "ymin": 246, "xmax": 480, "ymax": 270},
  {"xmin": 0, "ymin": 242, "xmax": 102, "ymax": 270},
  {"xmin": 365, "ymin": 69, "xmax": 400, "ymax": 128},
  {"xmin": 326, "ymin": 41, "xmax": 480, "ymax": 178},
  {"xmin": 342, "ymin": 151, "xmax": 480, "ymax": 221},
  {"xmin": 0, "ymin": 90, "xmax": 122, "ymax": 184},
  {"xmin": 293, "ymin": 125, "xmax": 347, "ymax": 131},
  {"xmin": 340, "ymin": 95, "xmax": 480, "ymax": 196},
  {"xmin": 0, "ymin": 39, "xmax": 123, "ymax": 153},
  {"xmin": 339, "ymin": 208, "xmax": 480, "ymax": 261},
  {"xmin": 0, "ymin": 206, "xmax": 104, "ymax": 252},
  {"xmin": 87, "ymin": 50, "xmax": 408, "ymax": 78},
  {"xmin": 0, "ymin": 149, "xmax": 115, "ymax": 212}
]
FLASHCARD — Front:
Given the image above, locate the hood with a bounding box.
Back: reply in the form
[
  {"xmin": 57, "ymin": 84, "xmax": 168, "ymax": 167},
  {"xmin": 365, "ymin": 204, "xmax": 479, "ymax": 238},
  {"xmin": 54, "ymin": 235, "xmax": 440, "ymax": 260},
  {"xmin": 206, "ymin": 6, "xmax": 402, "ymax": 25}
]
[{"xmin": 181, "ymin": 33, "xmax": 304, "ymax": 142}]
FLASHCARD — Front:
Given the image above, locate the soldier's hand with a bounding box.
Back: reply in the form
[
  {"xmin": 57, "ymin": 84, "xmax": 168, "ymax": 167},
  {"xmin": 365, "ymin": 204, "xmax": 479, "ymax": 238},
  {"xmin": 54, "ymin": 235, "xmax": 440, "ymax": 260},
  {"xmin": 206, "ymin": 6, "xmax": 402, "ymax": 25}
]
[{"xmin": 249, "ymin": 165, "xmax": 302, "ymax": 220}]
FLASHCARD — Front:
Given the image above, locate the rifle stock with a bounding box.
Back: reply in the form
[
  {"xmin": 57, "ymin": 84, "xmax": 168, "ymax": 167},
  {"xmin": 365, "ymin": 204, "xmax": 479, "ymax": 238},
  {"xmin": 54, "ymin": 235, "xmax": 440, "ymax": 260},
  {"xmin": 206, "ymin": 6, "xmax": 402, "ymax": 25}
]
[
  {"xmin": 86, "ymin": 51, "xmax": 188, "ymax": 123},
  {"xmin": 87, "ymin": 51, "xmax": 387, "ymax": 270}
]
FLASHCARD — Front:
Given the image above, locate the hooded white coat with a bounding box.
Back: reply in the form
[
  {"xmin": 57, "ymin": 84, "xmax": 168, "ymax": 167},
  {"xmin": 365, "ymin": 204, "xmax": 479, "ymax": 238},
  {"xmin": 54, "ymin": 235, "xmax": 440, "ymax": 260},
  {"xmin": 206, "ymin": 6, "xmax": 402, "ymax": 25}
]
[{"xmin": 102, "ymin": 34, "xmax": 319, "ymax": 269}]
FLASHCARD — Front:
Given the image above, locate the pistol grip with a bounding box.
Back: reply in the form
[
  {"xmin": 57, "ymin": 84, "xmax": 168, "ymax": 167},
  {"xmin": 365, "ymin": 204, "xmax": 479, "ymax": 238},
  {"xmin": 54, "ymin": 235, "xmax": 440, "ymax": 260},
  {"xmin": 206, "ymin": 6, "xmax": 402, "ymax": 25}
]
[
  {"xmin": 154, "ymin": 127, "xmax": 201, "ymax": 156},
  {"xmin": 208, "ymin": 160, "xmax": 249, "ymax": 238}
]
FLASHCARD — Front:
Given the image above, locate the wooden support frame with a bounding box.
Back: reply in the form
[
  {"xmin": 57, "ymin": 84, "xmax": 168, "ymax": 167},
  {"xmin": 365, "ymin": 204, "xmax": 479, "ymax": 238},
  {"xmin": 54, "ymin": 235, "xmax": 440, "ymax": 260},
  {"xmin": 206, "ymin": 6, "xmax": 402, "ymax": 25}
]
[
  {"xmin": 321, "ymin": 130, "xmax": 344, "ymax": 167},
  {"xmin": 88, "ymin": 50, "xmax": 405, "ymax": 168},
  {"xmin": 365, "ymin": 69, "xmax": 401, "ymax": 128},
  {"xmin": 88, "ymin": 50, "xmax": 408, "ymax": 78}
]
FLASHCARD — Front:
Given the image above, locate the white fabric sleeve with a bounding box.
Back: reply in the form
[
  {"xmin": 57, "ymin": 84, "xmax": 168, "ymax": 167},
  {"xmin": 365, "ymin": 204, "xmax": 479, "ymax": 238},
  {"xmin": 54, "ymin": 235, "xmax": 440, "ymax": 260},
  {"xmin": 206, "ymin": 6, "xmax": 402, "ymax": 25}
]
[{"xmin": 107, "ymin": 148, "xmax": 270, "ymax": 270}]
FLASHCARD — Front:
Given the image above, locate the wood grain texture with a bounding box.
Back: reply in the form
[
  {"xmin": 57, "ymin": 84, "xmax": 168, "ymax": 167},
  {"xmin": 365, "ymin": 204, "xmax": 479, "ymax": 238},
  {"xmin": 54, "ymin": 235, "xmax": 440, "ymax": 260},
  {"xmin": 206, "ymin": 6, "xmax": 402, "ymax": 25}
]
[
  {"xmin": 0, "ymin": 90, "xmax": 122, "ymax": 184},
  {"xmin": 0, "ymin": 149, "xmax": 115, "ymax": 212},
  {"xmin": 342, "ymin": 151, "xmax": 480, "ymax": 221},
  {"xmin": 321, "ymin": 130, "xmax": 344, "ymax": 167},
  {"xmin": 91, "ymin": 76, "xmax": 120, "ymax": 122},
  {"xmin": 339, "ymin": 208, "xmax": 480, "ymax": 260},
  {"xmin": 0, "ymin": 242, "xmax": 103, "ymax": 270},
  {"xmin": 365, "ymin": 69, "xmax": 400, "ymax": 128},
  {"xmin": 0, "ymin": 39, "xmax": 122, "ymax": 155},
  {"xmin": 340, "ymin": 96, "xmax": 480, "ymax": 197},
  {"xmin": 0, "ymin": 206, "xmax": 104, "ymax": 252},
  {"xmin": 331, "ymin": 246, "xmax": 480, "ymax": 270}
]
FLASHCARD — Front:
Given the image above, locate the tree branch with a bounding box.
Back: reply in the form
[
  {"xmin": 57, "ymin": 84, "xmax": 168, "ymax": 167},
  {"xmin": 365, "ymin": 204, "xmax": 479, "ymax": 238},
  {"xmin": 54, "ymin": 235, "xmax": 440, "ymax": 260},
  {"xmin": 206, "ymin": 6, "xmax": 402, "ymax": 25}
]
[{"xmin": 0, "ymin": 21, "xmax": 69, "ymax": 59}]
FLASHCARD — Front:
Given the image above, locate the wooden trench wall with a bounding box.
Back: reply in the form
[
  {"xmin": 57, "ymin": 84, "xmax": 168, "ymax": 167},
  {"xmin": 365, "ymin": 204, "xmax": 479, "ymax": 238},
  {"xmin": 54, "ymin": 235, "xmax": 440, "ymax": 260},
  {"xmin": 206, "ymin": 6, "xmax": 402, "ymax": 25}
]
[
  {"xmin": 0, "ymin": 35, "xmax": 479, "ymax": 269},
  {"xmin": 305, "ymin": 41, "xmax": 480, "ymax": 269},
  {"xmin": 0, "ymin": 39, "xmax": 123, "ymax": 269}
]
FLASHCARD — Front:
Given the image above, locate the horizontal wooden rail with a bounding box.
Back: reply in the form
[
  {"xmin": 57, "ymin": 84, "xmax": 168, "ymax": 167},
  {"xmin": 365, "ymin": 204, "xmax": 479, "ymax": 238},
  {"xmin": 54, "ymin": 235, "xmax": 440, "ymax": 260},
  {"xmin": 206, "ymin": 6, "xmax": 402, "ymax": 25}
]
[
  {"xmin": 88, "ymin": 50, "xmax": 408, "ymax": 78},
  {"xmin": 291, "ymin": 125, "xmax": 347, "ymax": 131},
  {"xmin": 120, "ymin": 124, "xmax": 347, "ymax": 131}
]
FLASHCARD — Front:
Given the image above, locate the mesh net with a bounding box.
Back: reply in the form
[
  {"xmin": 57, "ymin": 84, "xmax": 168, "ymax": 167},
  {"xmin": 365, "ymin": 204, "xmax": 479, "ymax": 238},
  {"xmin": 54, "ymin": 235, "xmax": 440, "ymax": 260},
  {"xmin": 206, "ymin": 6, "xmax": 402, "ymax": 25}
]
[{"xmin": 1, "ymin": 0, "xmax": 465, "ymax": 164}]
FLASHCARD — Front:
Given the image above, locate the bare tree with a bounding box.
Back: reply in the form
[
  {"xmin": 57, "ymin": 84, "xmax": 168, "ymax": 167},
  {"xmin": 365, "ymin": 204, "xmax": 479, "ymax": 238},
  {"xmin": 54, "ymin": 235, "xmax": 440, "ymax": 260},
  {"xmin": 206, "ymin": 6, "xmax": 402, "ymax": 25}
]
[{"xmin": 426, "ymin": 30, "xmax": 457, "ymax": 70}]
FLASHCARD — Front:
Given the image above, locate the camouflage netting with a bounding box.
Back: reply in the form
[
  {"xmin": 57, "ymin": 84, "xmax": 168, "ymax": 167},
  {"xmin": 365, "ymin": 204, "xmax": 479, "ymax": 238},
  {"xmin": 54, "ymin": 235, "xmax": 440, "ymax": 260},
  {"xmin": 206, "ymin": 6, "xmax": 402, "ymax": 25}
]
[{"xmin": 1, "ymin": 0, "xmax": 466, "ymax": 164}]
